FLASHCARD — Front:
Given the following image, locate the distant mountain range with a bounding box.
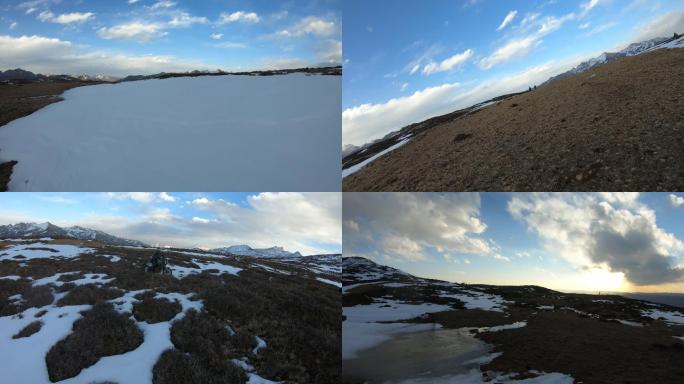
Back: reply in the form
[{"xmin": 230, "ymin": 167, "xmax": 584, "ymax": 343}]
[
  {"xmin": 0, "ymin": 68, "xmax": 118, "ymax": 83},
  {"xmin": 0, "ymin": 66, "xmax": 342, "ymax": 84},
  {"xmin": 0, "ymin": 222, "xmax": 309, "ymax": 258},
  {"xmin": 210, "ymin": 245, "xmax": 303, "ymax": 258},
  {"xmin": 544, "ymin": 33, "xmax": 684, "ymax": 85},
  {"xmin": 0, "ymin": 222, "xmax": 146, "ymax": 247}
]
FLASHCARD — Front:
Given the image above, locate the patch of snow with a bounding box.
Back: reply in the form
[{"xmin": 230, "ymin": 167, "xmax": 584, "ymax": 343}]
[
  {"xmin": 253, "ymin": 263, "xmax": 292, "ymax": 275},
  {"xmin": 0, "ymin": 243, "xmax": 94, "ymax": 261},
  {"xmin": 480, "ymin": 321, "xmax": 527, "ymax": 332},
  {"xmin": 253, "ymin": 336, "xmax": 267, "ymax": 355},
  {"xmin": 538, "ymin": 305, "xmax": 554, "ymax": 310},
  {"xmin": 674, "ymin": 336, "xmax": 684, "ymax": 341},
  {"xmin": 32, "ymin": 272, "xmax": 114, "ymax": 287},
  {"xmin": 101, "ymin": 254, "xmax": 121, "ymax": 262},
  {"xmin": 0, "ymin": 304, "xmax": 91, "ymax": 384},
  {"xmin": 317, "ymin": 277, "xmax": 341, "ymax": 287},
  {"xmin": 342, "ymin": 299, "xmax": 451, "ymax": 358},
  {"xmin": 342, "ymin": 139, "xmax": 411, "ymax": 178},
  {"xmin": 440, "ymin": 289, "xmax": 510, "ymax": 312},
  {"xmin": 0, "ymin": 275, "xmax": 22, "ymax": 280},
  {"xmin": 247, "ymin": 373, "xmax": 282, "ymax": 384},
  {"xmin": 615, "ymin": 319, "xmax": 643, "ymax": 327},
  {"xmin": 169, "ymin": 259, "xmax": 242, "ymax": 279},
  {"xmin": 592, "ymin": 299, "xmax": 613, "ymax": 303},
  {"xmin": 0, "ymin": 74, "xmax": 340, "ymax": 191},
  {"xmin": 392, "ymin": 369, "xmax": 574, "ymax": 384},
  {"xmin": 642, "ymin": 309, "xmax": 684, "ymax": 325}
]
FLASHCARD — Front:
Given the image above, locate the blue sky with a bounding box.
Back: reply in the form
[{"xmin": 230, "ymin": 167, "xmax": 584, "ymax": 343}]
[
  {"xmin": 342, "ymin": 0, "xmax": 684, "ymax": 146},
  {"xmin": 0, "ymin": 0, "xmax": 341, "ymax": 76},
  {"xmin": 0, "ymin": 192, "xmax": 342, "ymax": 255},
  {"xmin": 344, "ymin": 193, "xmax": 684, "ymax": 293}
]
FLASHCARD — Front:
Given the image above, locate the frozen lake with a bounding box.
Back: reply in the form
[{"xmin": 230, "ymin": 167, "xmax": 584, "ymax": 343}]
[{"xmin": 0, "ymin": 73, "xmax": 340, "ymax": 191}]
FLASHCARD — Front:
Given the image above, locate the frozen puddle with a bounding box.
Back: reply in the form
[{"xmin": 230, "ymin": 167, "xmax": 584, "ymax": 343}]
[
  {"xmin": 0, "ymin": 74, "xmax": 340, "ymax": 191},
  {"xmin": 343, "ymin": 328, "xmax": 491, "ymax": 384}
]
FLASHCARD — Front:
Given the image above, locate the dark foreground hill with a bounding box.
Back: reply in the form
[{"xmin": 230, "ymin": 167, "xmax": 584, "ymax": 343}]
[
  {"xmin": 342, "ymin": 257, "xmax": 684, "ymax": 383},
  {"xmin": 343, "ymin": 44, "xmax": 684, "ymax": 192},
  {"xmin": 0, "ymin": 239, "xmax": 341, "ymax": 383}
]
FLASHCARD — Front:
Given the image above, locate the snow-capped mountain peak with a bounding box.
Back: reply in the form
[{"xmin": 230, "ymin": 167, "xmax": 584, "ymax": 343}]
[
  {"xmin": 0, "ymin": 222, "xmax": 146, "ymax": 247},
  {"xmin": 210, "ymin": 244, "xmax": 302, "ymax": 258}
]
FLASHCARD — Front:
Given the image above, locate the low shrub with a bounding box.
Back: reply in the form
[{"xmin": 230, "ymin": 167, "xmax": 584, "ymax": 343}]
[
  {"xmin": 152, "ymin": 349, "xmax": 245, "ymax": 384},
  {"xmin": 56, "ymin": 285, "xmax": 123, "ymax": 306},
  {"xmin": 45, "ymin": 303, "xmax": 143, "ymax": 381},
  {"xmin": 133, "ymin": 297, "xmax": 181, "ymax": 323},
  {"xmin": 12, "ymin": 320, "xmax": 43, "ymax": 339}
]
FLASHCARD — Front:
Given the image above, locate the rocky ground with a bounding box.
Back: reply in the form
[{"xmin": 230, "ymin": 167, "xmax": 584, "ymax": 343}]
[
  {"xmin": 343, "ymin": 48, "xmax": 684, "ymax": 191},
  {"xmin": 342, "ymin": 257, "xmax": 684, "ymax": 383},
  {"xmin": 0, "ymin": 238, "xmax": 341, "ymax": 384}
]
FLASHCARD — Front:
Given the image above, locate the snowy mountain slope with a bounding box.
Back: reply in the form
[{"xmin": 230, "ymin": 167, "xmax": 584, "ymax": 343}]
[
  {"xmin": 545, "ymin": 34, "xmax": 683, "ymax": 85},
  {"xmin": 209, "ymin": 245, "xmax": 302, "ymax": 258},
  {"xmin": 0, "ymin": 222, "xmax": 146, "ymax": 247}
]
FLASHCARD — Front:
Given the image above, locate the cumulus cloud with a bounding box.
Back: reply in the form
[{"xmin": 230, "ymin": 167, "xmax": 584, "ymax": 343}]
[
  {"xmin": 314, "ymin": 39, "xmax": 342, "ymax": 64},
  {"xmin": 497, "ymin": 10, "xmax": 518, "ymax": 31},
  {"xmin": 210, "ymin": 33, "xmax": 223, "ymax": 40},
  {"xmin": 343, "ymin": 193, "xmax": 496, "ymax": 263},
  {"xmin": 38, "ymin": 10, "xmax": 95, "ymax": 24},
  {"xmin": 343, "ymin": 57, "xmax": 587, "ymax": 145},
  {"xmin": 9, "ymin": 22, "xmax": 18, "ymax": 30},
  {"xmin": 217, "ymin": 11, "xmax": 260, "ymax": 25},
  {"xmin": 630, "ymin": 10, "xmax": 684, "ymax": 43},
  {"xmin": 98, "ymin": 22, "xmax": 167, "ymax": 42},
  {"xmin": 167, "ymin": 12, "xmax": 208, "ymax": 28},
  {"xmin": 149, "ymin": 1, "xmax": 176, "ymax": 10},
  {"xmin": 479, "ymin": 37, "xmax": 540, "ymax": 69},
  {"xmin": 508, "ymin": 193, "xmax": 684, "ymax": 286},
  {"xmin": 670, "ymin": 194, "xmax": 684, "ymax": 207},
  {"xmin": 274, "ymin": 16, "xmax": 337, "ymax": 38},
  {"xmin": 0, "ymin": 34, "xmax": 219, "ymax": 76},
  {"xmin": 422, "ymin": 49, "xmax": 473, "ymax": 75}
]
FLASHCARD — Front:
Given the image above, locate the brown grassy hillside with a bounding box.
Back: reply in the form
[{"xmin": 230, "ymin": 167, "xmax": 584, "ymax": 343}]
[{"xmin": 343, "ymin": 48, "xmax": 684, "ymax": 191}]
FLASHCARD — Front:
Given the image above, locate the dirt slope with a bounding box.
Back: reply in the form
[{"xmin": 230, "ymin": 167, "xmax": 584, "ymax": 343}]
[{"xmin": 343, "ymin": 48, "xmax": 684, "ymax": 191}]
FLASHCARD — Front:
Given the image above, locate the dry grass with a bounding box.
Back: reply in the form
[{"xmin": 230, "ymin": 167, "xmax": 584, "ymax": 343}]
[
  {"xmin": 56, "ymin": 284, "xmax": 124, "ymax": 307},
  {"xmin": 46, "ymin": 303, "xmax": 144, "ymax": 382},
  {"xmin": 153, "ymin": 349, "xmax": 246, "ymax": 384},
  {"xmin": 12, "ymin": 320, "xmax": 43, "ymax": 339},
  {"xmin": 133, "ymin": 296, "xmax": 181, "ymax": 323}
]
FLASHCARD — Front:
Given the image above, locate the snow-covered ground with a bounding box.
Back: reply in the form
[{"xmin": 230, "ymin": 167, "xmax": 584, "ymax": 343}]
[
  {"xmin": 0, "ymin": 74, "xmax": 340, "ymax": 191},
  {"xmin": 440, "ymin": 289, "xmax": 511, "ymax": 312},
  {"xmin": 342, "ymin": 138, "xmax": 410, "ymax": 178},
  {"xmin": 0, "ymin": 242, "xmax": 94, "ymax": 261},
  {"xmin": 642, "ymin": 308, "xmax": 684, "ymax": 325}
]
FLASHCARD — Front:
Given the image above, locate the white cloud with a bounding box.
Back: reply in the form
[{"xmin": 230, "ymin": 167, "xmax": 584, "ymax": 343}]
[
  {"xmin": 343, "ymin": 56, "xmax": 589, "ymax": 146},
  {"xmin": 98, "ymin": 22, "xmax": 167, "ymax": 42},
  {"xmin": 128, "ymin": 0, "xmax": 140, "ymax": 4},
  {"xmin": 159, "ymin": 192, "xmax": 175, "ymax": 202},
  {"xmin": 314, "ymin": 39, "xmax": 342, "ymax": 64},
  {"xmin": 274, "ymin": 16, "xmax": 337, "ymax": 38},
  {"xmin": 149, "ymin": 1, "xmax": 176, "ymax": 10},
  {"xmin": 167, "ymin": 12, "xmax": 208, "ymax": 28},
  {"xmin": 630, "ymin": 10, "xmax": 684, "ymax": 43},
  {"xmin": 104, "ymin": 192, "xmax": 156, "ymax": 203},
  {"xmin": 670, "ymin": 194, "xmax": 684, "ymax": 207},
  {"xmin": 584, "ymin": 22, "xmax": 618, "ymax": 37},
  {"xmin": 580, "ymin": 0, "xmax": 602, "ymax": 16},
  {"xmin": 344, "ymin": 193, "xmax": 496, "ymax": 264},
  {"xmin": 38, "ymin": 11, "xmax": 95, "ymax": 25},
  {"xmin": 191, "ymin": 216, "xmax": 211, "ymax": 224},
  {"xmin": 497, "ymin": 10, "xmax": 518, "ymax": 31},
  {"xmin": 210, "ymin": 33, "xmax": 223, "ymax": 40},
  {"xmin": 400, "ymin": 83, "xmax": 409, "ymax": 91},
  {"xmin": 579, "ymin": 22, "xmax": 591, "ymax": 29},
  {"xmin": 218, "ymin": 11, "xmax": 260, "ymax": 25},
  {"xmin": 422, "ymin": 49, "xmax": 473, "ymax": 75},
  {"xmin": 508, "ymin": 193, "xmax": 684, "ymax": 286},
  {"xmin": 9, "ymin": 22, "xmax": 18, "ymax": 30},
  {"xmin": 479, "ymin": 37, "xmax": 540, "ymax": 69},
  {"xmin": 212, "ymin": 41, "xmax": 248, "ymax": 49}
]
